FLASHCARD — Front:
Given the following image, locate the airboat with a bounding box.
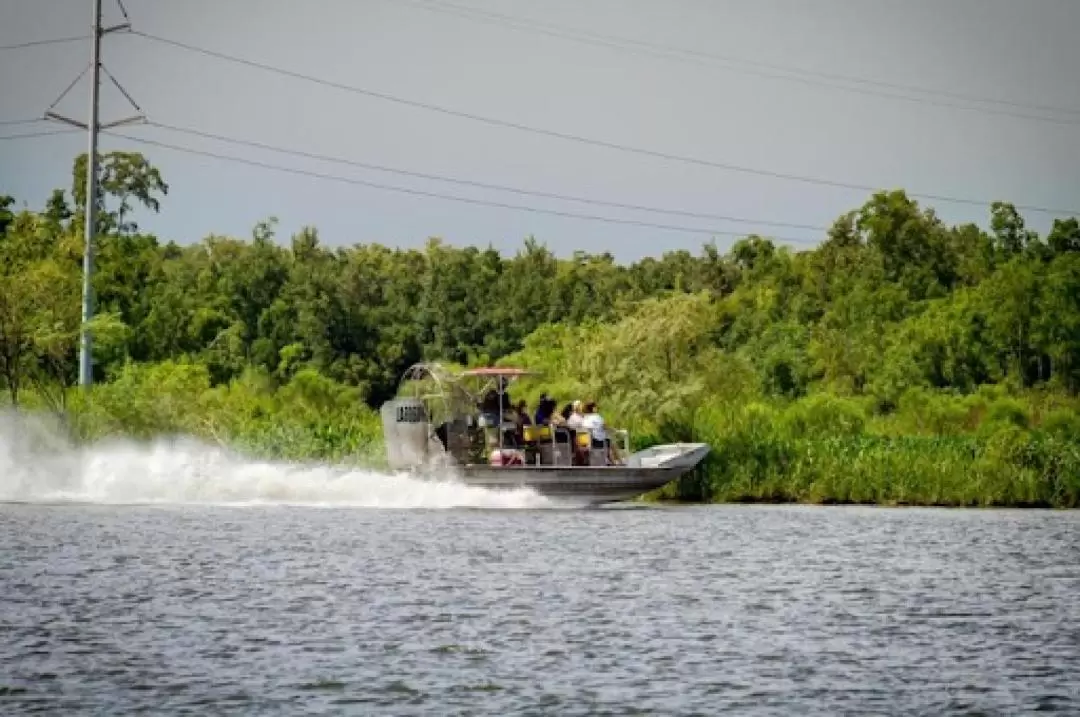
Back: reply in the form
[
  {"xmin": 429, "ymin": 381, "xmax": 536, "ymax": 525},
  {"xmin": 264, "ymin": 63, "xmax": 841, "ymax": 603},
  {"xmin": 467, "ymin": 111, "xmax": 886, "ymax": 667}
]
[{"xmin": 379, "ymin": 363, "xmax": 710, "ymax": 505}]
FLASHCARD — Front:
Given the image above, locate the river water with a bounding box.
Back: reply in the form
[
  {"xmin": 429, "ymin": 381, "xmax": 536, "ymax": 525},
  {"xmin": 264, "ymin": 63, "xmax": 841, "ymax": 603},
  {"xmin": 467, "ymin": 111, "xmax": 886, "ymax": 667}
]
[
  {"xmin": 2, "ymin": 503, "xmax": 1079, "ymax": 715},
  {"xmin": 1, "ymin": 418, "xmax": 1079, "ymax": 714}
]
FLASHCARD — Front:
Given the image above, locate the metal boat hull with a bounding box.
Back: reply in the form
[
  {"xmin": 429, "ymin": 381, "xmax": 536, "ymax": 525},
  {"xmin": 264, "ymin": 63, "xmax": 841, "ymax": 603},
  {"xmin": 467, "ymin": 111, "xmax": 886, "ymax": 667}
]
[
  {"xmin": 456, "ymin": 443, "xmax": 712, "ymax": 505},
  {"xmin": 459, "ymin": 464, "xmax": 692, "ymax": 504}
]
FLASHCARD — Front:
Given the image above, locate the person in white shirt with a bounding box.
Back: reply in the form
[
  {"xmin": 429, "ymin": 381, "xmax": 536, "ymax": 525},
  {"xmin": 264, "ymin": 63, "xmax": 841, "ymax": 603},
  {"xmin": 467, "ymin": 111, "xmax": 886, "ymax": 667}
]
[
  {"xmin": 580, "ymin": 402, "xmax": 606, "ymax": 441},
  {"xmin": 581, "ymin": 401, "xmax": 619, "ymax": 464},
  {"xmin": 566, "ymin": 400, "xmax": 585, "ymax": 430}
]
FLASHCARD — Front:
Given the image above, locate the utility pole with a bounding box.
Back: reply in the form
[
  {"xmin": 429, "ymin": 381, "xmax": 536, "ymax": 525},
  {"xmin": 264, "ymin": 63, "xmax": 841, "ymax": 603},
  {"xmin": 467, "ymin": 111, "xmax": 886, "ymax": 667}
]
[
  {"xmin": 78, "ymin": 0, "xmax": 103, "ymax": 388},
  {"xmin": 44, "ymin": 0, "xmax": 143, "ymax": 388}
]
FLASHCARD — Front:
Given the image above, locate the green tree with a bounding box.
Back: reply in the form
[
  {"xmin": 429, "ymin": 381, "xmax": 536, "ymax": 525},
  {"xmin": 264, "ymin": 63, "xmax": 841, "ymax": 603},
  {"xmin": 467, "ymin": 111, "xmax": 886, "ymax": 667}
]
[
  {"xmin": 1048, "ymin": 218, "xmax": 1080, "ymax": 255},
  {"xmin": 72, "ymin": 151, "xmax": 168, "ymax": 235},
  {"xmin": 989, "ymin": 201, "xmax": 1038, "ymax": 258}
]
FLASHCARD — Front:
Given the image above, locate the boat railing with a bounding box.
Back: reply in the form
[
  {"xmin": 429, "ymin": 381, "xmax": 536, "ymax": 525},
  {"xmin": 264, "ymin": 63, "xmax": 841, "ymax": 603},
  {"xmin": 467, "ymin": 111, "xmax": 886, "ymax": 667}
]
[
  {"xmin": 516, "ymin": 422, "xmax": 629, "ymax": 467},
  {"xmin": 612, "ymin": 429, "xmax": 630, "ymax": 462},
  {"xmin": 519, "ymin": 423, "xmax": 567, "ymax": 466}
]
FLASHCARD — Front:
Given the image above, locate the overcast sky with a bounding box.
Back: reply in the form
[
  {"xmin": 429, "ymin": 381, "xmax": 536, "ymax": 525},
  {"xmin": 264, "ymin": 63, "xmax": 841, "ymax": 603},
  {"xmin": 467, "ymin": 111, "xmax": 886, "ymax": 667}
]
[{"xmin": 2, "ymin": 0, "xmax": 1078, "ymax": 261}]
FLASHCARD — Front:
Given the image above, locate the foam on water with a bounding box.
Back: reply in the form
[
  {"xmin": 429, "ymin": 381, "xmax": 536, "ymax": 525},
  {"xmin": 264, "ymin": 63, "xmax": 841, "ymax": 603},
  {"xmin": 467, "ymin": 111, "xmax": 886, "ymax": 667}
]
[{"xmin": 0, "ymin": 412, "xmax": 550, "ymax": 509}]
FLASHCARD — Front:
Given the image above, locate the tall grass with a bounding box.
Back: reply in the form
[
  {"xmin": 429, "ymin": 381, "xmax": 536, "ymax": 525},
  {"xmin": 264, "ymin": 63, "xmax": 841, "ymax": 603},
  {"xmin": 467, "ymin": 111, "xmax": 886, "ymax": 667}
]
[
  {"xmin": 650, "ymin": 391, "xmax": 1080, "ymax": 508},
  {"xmin": 17, "ymin": 360, "xmax": 387, "ymax": 467}
]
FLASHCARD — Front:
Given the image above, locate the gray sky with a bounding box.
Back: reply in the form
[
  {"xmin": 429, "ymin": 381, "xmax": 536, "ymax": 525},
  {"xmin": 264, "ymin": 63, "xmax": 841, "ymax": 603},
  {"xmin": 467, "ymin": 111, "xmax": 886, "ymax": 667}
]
[{"xmin": 2, "ymin": 0, "xmax": 1078, "ymax": 261}]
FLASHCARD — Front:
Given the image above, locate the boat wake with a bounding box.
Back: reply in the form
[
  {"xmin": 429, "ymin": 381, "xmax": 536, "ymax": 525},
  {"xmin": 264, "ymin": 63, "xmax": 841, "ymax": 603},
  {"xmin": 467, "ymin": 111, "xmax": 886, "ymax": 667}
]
[{"xmin": 0, "ymin": 412, "xmax": 550, "ymax": 509}]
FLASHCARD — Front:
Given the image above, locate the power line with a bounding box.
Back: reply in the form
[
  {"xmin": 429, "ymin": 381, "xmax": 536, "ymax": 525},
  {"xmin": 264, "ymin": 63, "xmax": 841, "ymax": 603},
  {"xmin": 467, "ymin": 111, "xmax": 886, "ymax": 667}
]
[
  {"xmin": 128, "ymin": 30, "xmax": 1080, "ymax": 216},
  {"xmin": 103, "ymin": 130, "xmax": 822, "ymax": 246},
  {"xmin": 141, "ymin": 120, "xmax": 828, "ymax": 232},
  {"xmin": 0, "ymin": 118, "xmax": 46, "ymax": 127},
  {"xmin": 400, "ymin": 0, "xmax": 1080, "ymax": 123},
  {"xmin": 0, "ymin": 128, "xmax": 82, "ymax": 142},
  {"xmin": 0, "ymin": 35, "xmax": 86, "ymax": 51}
]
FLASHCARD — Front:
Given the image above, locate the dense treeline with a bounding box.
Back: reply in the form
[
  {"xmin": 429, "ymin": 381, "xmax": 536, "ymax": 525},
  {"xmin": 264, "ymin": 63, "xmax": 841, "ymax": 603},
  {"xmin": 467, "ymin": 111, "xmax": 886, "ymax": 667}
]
[{"xmin": 3, "ymin": 152, "xmax": 1080, "ymax": 506}]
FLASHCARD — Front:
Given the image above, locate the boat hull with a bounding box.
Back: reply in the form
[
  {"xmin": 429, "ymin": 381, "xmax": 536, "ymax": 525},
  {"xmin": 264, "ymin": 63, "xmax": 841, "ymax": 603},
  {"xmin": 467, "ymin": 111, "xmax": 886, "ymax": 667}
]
[
  {"xmin": 459, "ymin": 464, "xmax": 694, "ymax": 504},
  {"xmin": 396, "ymin": 441, "xmax": 710, "ymax": 506},
  {"xmin": 453, "ymin": 443, "xmax": 711, "ymax": 505}
]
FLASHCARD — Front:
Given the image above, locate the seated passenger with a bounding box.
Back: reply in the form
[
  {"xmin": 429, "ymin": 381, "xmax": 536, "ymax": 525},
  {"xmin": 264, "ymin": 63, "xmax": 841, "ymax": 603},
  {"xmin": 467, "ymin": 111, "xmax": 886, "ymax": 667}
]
[
  {"xmin": 534, "ymin": 393, "xmax": 556, "ymax": 425},
  {"xmin": 488, "ymin": 447, "xmax": 525, "ymax": 466},
  {"xmin": 566, "ymin": 400, "xmax": 585, "ymax": 430},
  {"xmin": 581, "ymin": 401, "xmax": 606, "ymax": 441},
  {"xmin": 479, "ymin": 389, "xmax": 500, "ymax": 426},
  {"xmin": 515, "ymin": 399, "xmax": 532, "ymax": 426},
  {"xmin": 582, "ymin": 401, "xmax": 617, "ymax": 464}
]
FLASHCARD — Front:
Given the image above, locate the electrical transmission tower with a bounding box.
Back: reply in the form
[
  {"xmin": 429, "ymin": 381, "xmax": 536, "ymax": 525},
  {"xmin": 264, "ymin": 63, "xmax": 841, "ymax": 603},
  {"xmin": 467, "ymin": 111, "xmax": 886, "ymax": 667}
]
[{"xmin": 44, "ymin": 0, "xmax": 145, "ymax": 388}]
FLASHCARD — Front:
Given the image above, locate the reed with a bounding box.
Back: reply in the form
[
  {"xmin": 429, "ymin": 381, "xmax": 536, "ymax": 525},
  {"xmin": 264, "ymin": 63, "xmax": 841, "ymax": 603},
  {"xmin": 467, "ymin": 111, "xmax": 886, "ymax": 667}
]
[
  {"xmin": 650, "ymin": 394, "xmax": 1080, "ymax": 508},
  {"xmin": 57, "ymin": 360, "xmax": 386, "ymax": 466}
]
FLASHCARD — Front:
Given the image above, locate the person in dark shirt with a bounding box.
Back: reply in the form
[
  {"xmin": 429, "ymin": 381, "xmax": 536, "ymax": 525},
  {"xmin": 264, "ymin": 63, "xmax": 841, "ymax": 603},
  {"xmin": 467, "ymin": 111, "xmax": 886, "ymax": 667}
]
[
  {"xmin": 515, "ymin": 399, "xmax": 532, "ymax": 426},
  {"xmin": 534, "ymin": 393, "xmax": 557, "ymax": 425},
  {"xmin": 479, "ymin": 389, "xmax": 500, "ymax": 426}
]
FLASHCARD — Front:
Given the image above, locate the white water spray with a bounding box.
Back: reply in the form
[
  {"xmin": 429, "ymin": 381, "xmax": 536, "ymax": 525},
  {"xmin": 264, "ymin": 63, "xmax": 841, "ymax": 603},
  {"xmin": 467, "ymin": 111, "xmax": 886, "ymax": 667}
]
[{"xmin": 0, "ymin": 412, "xmax": 550, "ymax": 509}]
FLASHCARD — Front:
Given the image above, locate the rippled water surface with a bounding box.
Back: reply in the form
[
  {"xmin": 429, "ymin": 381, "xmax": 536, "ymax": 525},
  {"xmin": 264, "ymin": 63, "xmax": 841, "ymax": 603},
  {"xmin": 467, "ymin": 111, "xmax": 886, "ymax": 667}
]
[{"xmin": 2, "ymin": 504, "xmax": 1079, "ymax": 715}]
